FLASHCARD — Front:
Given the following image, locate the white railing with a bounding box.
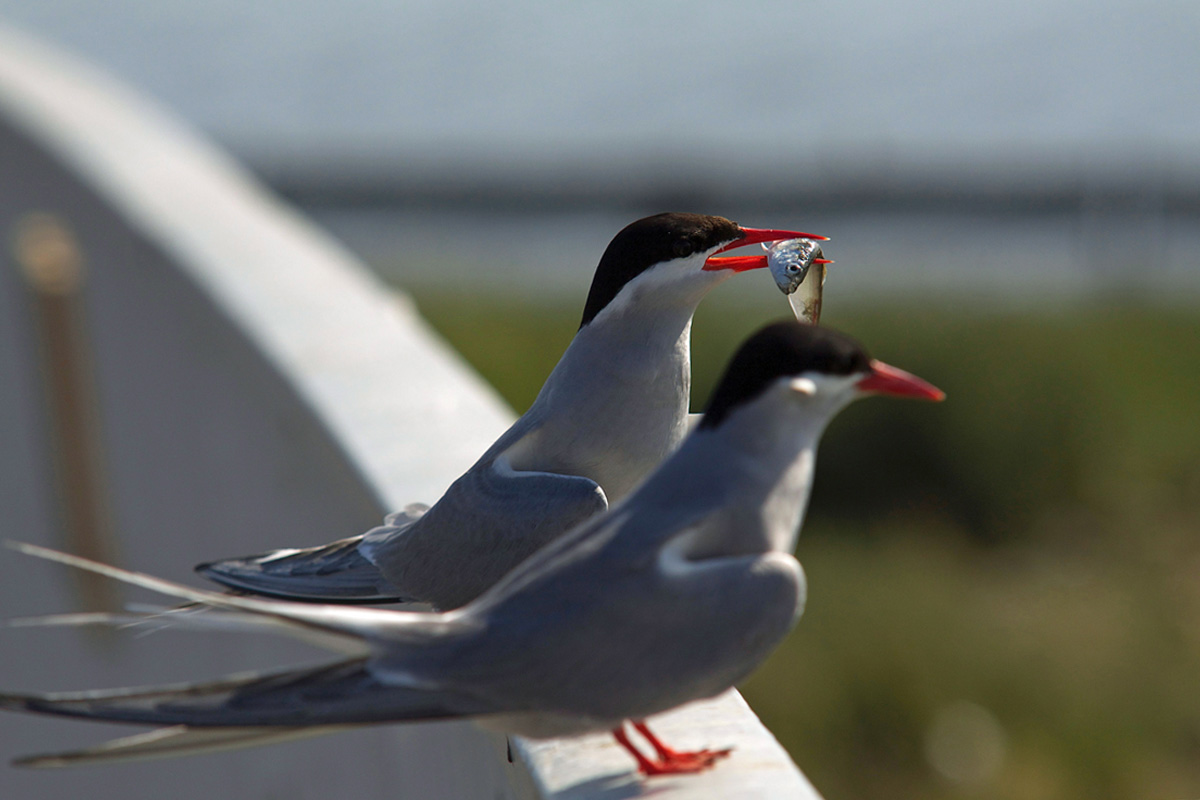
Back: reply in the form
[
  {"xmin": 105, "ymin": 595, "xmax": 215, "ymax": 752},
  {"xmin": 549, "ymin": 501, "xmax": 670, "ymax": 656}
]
[{"xmin": 0, "ymin": 24, "xmax": 820, "ymax": 799}]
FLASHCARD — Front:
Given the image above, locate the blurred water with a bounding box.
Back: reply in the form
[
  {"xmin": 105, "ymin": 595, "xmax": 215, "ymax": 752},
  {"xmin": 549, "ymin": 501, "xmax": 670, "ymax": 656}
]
[{"xmin": 309, "ymin": 205, "xmax": 1200, "ymax": 301}]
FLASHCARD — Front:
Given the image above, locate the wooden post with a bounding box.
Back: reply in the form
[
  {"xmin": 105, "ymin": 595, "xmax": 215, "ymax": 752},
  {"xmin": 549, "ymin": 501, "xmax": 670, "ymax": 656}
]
[{"xmin": 13, "ymin": 212, "xmax": 120, "ymax": 613}]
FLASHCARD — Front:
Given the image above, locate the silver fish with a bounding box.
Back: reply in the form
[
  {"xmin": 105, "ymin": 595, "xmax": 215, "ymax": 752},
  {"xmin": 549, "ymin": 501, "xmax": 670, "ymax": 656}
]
[{"xmin": 766, "ymin": 238, "xmax": 830, "ymax": 324}]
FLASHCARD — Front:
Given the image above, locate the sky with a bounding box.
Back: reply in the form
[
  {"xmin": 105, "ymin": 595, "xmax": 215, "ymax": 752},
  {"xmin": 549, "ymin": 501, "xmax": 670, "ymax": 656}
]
[{"xmin": 0, "ymin": 0, "xmax": 1196, "ymax": 175}]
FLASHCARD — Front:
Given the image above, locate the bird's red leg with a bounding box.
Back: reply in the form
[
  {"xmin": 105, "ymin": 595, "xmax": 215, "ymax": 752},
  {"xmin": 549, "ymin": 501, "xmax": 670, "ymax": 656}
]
[
  {"xmin": 632, "ymin": 720, "xmax": 732, "ymax": 767},
  {"xmin": 610, "ymin": 721, "xmax": 732, "ymax": 776},
  {"xmin": 612, "ymin": 724, "xmax": 715, "ymax": 776},
  {"xmin": 613, "ymin": 726, "xmax": 672, "ymax": 775}
]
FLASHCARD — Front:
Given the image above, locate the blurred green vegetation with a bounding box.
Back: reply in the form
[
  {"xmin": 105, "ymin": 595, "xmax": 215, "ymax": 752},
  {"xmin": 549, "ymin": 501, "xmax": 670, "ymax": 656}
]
[{"xmin": 409, "ymin": 286, "xmax": 1200, "ymax": 800}]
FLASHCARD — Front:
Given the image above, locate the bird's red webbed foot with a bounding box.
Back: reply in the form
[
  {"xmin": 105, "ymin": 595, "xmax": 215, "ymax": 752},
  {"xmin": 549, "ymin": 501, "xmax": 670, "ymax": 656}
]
[
  {"xmin": 612, "ymin": 720, "xmax": 733, "ymax": 776},
  {"xmin": 633, "ymin": 720, "xmax": 733, "ymax": 767}
]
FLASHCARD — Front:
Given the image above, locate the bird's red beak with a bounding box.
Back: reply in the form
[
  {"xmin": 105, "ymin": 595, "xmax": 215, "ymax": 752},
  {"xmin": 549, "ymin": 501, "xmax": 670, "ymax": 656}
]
[
  {"xmin": 856, "ymin": 360, "xmax": 945, "ymax": 401},
  {"xmin": 703, "ymin": 226, "xmax": 829, "ymax": 272}
]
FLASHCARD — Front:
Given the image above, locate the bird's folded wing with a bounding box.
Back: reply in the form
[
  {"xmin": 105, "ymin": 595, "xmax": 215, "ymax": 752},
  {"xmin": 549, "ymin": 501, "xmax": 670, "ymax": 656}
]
[
  {"xmin": 194, "ymin": 505, "xmax": 429, "ymax": 603},
  {"xmin": 196, "ymin": 532, "xmax": 415, "ymax": 604},
  {"xmin": 457, "ymin": 455, "xmax": 609, "ymax": 543},
  {"xmin": 362, "ymin": 457, "xmax": 608, "ymax": 607}
]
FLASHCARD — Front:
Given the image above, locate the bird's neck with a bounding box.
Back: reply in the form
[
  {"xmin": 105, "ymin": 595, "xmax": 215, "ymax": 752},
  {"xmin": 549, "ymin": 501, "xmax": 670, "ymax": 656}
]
[
  {"xmin": 516, "ymin": 303, "xmax": 697, "ymax": 501},
  {"xmin": 655, "ymin": 396, "xmax": 835, "ymax": 557}
]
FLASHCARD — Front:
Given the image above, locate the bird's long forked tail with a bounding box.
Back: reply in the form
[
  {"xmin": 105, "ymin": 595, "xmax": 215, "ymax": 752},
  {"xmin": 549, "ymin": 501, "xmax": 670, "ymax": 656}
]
[
  {"xmin": 0, "ymin": 656, "xmax": 479, "ymax": 728},
  {"xmin": 0, "ymin": 652, "xmax": 490, "ymax": 767},
  {"xmin": 0, "ymin": 542, "xmax": 496, "ymax": 766},
  {"xmin": 2, "ymin": 541, "xmax": 430, "ymax": 650},
  {"xmin": 12, "ymin": 724, "xmax": 350, "ymax": 769}
]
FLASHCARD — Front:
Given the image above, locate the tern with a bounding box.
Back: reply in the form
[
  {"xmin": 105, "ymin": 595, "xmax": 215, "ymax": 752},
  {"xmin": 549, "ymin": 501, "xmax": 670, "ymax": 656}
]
[
  {"xmin": 1, "ymin": 320, "xmax": 943, "ymax": 773},
  {"xmin": 196, "ymin": 213, "xmax": 822, "ymax": 610}
]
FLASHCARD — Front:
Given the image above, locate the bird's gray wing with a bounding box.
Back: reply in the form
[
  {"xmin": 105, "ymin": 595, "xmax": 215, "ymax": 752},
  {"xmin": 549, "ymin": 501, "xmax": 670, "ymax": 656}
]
[
  {"xmin": 13, "ymin": 724, "xmax": 346, "ymax": 768},
  {"xmin": 365, "ymin": 457, "xmax": 608, "ymax": 609},
  {"xmin": 468, "ymin": 480, "xmax": 725, "ymax": 614},
  {"xmin": 194, "ymin": 504, "xmax": 429, "ymax": 603},
  {"xmin": 418, "ymin": 505, "xmax": 802, "ymax": 725}
]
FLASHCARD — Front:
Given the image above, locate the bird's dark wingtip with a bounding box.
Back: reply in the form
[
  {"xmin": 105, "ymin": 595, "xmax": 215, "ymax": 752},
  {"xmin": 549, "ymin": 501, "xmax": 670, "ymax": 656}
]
[{"xmin": 0, "ymin": 692, "xmax": 31, "ymax": 713}]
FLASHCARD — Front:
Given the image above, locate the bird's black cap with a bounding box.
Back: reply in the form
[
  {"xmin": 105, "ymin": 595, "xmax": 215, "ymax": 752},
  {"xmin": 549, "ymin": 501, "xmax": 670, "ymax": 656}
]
[
  {"xmin": 699, "ymin": 321, "xmax": 871, "ymax": 429},
  {"xmin": 579, "ymin": 213, "xmax": 743, "ymax": 328}
]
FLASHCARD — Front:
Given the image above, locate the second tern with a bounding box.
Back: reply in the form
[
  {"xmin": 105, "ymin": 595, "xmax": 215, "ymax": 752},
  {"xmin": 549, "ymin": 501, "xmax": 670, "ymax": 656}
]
[{"xmin": 1, "ymin": 320, "xmax": 943, "ymax": 774}]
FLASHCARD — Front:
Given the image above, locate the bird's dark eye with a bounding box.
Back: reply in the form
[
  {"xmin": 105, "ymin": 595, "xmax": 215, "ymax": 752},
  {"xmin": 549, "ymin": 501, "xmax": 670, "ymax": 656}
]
[{"xmin": 673, "ymin": 239, "xmax": 694, "ymax": 258}]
